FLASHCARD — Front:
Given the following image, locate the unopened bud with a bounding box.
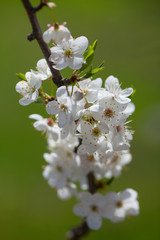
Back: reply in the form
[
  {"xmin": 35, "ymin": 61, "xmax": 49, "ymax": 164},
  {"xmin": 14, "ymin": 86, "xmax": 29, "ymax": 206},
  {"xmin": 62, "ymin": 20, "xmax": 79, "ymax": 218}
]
[
  {"xmin": 73, "ymin": 89, "xmax": 83, "ymax": 101},
  {"xmin": 46, "ymin": 2, "xmax": 56, "ymax": 8}
]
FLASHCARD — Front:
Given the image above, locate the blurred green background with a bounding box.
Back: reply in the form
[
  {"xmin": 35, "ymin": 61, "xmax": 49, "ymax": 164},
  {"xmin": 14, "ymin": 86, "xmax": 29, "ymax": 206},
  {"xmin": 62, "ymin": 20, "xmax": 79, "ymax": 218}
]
[{"xmin": 0, "ymin": 0, "xmax": 160, "ymax": 239}]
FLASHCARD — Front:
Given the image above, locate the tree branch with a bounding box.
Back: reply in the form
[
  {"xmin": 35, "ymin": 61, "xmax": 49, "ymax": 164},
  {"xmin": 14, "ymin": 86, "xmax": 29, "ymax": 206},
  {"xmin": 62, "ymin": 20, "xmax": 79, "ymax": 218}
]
[
  {"xmin": 22, "ymin": 2, "xmax": 98, "ymax": 239},
  {"xmin": 67, "ymin": 221, "xmax": 89, "ymax": 240},
  {"xmin": 22, "ymin": 0, "xmax": 71, "ymax": 87},
  {"xmin": 87, "ymin": 171, "xmax": 97, "ymax": 194},
  {"xmin": 68, "ymin": 171, "xmax": 97, "ymax": 239}
]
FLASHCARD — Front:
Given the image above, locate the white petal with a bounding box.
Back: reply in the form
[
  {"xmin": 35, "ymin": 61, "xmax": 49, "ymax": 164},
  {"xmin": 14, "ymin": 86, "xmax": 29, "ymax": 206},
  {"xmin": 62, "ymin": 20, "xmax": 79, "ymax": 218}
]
[
  {"xmin": 50, "ymin": 129, "xmax": 59, "ymax": 141},
  {"xmin": 105, "ymin": 192, "xmax": 118, "ymax": 204},
  {"xmin": 31, "ymin": 90, "xmax": 39, "ymax": 101},
  {"xmin": 119, "ymin": 188, "xmax": 138, "ymax": 201},
  {"xmin": 90, "ymin": 78, "xmax": 102, "ymax": 88},
  {"xmin": 29, "ymin": 114, "xmax": 43, "ymax": 121},
  {"xmin": 19, "ymin": 96, "xmax": 32, "ymax": 106},
  {"xmin": 121, "ymin": 153, "xmax": 132, "ymax": 165},
  {"xmin": 58, "ymin": 111, "xmax": 68, "ymax": 128},
  {"xmin": 92, "ymin": 193, "xmax": 106, "ymax": 208},
  {"xmin": 60, "ymin": 127, "xmax": 70, "ymax": 139},
  {"xmin": 105, "ymin": 75, "xmax": 119, "ymax": 91},
  {"xmin": 43, "ymin": 27, "xmax": 53, "ymax": 43},
  {"xmin": 56, "ymin": 86, "xmax": 67, "ymax": 98},
  {"xmin": 73, "ymin": 203, "xmax": 89, "ymax": 217},
  {"xmin": 68, "ymin": 56, "xmax": 84, "ymax": 70},
  {"xmin": 125, "ymin": 200, "xmax": 140, "ymax": 216},
  {"xmin": 36, "ymin": 58, "xmax": 51, "ymax": 79},
  {"xmin": 50, "ymin": 46, "xmax": 64, "ymax": 56},
  {"xmin": 16, "ymin": 81, "xmax": 28, "ymax": 93},
  {"xmin": 25, "ymin": 72, "xmax": 42, "ymax": 89},
  {"xmin": 87, "ymin": 213, "xmax": 102, "ymax": 230},
  {"xmin": 86, "ymin": 90, "xmax": 98, "ymax": 102},
  {"xmin": 57, "ymin": 187, "xmax": 72, "ymax": 200},
  {"xmin": 78, "ymin": 78, "xmax": 91, "ymax": 89},
  {"xmin": 120, "ymin": 88, "xmax": 133, "ymax": 97},
  {"xmin": 33, "ymin": 121, "xmax": 47, "ymax": 131},
  {"xmin": 52, "ymin": 57, "xmax": 68, "ymax": 70},
  {"xmin": 80, "ymin": 192, "xmax": 93, "ymax": 205},
  {"xmin": 71, "ymin": 36, "xmax": 89, "ymax": 54},
  {"xmin": 46, "ymin": 101, "xmax": 59, "ymax": 115},
  {"xmin": 43, "ymin": 153, "xmax": 54, "ymax": 163},
  {"xmin": 123, "ymin": 102, "xmax": 135, "ymax": 115}
]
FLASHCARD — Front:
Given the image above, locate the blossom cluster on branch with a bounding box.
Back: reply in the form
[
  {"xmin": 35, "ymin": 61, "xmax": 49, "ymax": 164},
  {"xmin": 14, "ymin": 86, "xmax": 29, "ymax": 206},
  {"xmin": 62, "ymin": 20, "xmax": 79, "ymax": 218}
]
[{"xmin": 17, "ymin": 1, "xmax": 139, "ymax": 238}]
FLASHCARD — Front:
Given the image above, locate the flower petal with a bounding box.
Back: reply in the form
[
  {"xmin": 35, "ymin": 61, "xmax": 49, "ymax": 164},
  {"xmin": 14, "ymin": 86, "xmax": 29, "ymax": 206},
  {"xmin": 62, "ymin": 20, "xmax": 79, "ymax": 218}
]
[
  {"xmin": 58, "ymin": 111, "xmax": 68, "ymax": 128},
  {"xmin": 46, "ymin": 101, "xmax": 59, "ymax": 115},
  {"xmin": 73, "ymin": 203, "xmax": 89, "ymax": 217},
  {"xmin": 87, "ymin": 213, "xmax": 102, "ymax": 230},
  {"xmin": 68, "ymin": 56, "xmax": 84, "ymax": 70},
  {"xmin": 71, "ymin": 36, "xmax": 89, "ymax": 54},
  {"xmin": 29, "ymin": 114, "xmax": 43, "ymax": 121}
]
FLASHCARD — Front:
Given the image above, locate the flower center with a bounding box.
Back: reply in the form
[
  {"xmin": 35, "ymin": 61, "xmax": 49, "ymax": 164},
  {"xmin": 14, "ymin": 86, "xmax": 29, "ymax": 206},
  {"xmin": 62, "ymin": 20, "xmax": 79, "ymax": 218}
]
[
  {"xmin": 67, "ymin": 151, "xmax": 72, "ymax": 158},
  {"xmin": 82, "ymin": 88, "xmax": 88, "ymax": 95},
  {"xmin": 104, "ymin": 108, "xmax": 114, "ymax": 118},
  {"xmin": 116, "ymin": 201, "xmax": 123, "ymax": 208},
  {"xmin": 91, "ymin": 205, "xmax": 98, "ymax": 212},
  {"xmin": 56, "ymin": 165, "xmax": 62, "ymax": 172},
  {"xmin": 60, "ymin": 104, "xmax": 67, "ymax": 110},
  {"xmin": 116, "ymin": 125, "xmax": 121, "ymax": 132},
  {"xmin": 65, "ymin": 49, "xmax": 72, "ymax": 57},
  {"xmin": 92, "ymin": 127, "xmax": 101, "ymax": 136},
  {"xmin": 87, "ymin": 153, "xmax": 95, "ymax": 162},
  {"xmin": 111, "ymin": 155, "xmax": 119, "ymax": 163},
  {"xmin": 47, "ymin": 118, "xmax": 54, "ymax": 127}
]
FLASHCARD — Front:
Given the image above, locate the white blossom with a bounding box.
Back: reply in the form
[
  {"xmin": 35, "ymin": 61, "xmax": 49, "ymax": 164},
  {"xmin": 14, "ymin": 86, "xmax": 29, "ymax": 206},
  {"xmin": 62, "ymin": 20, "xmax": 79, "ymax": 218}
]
[
  {"xmin": 29, "ymin": 114, "xmax": 59, "ymax": 141},
  {"xmin": 34, "ymin": 59, "xmax": 52, "ymax": 80},
  {"xmin": 46, "ymin": 86, "xmax": 76, "ymax": 130},
  {"xmin": 90, "ymin": 92, "xmax": 127, "ymax": 128},
  {"xmin": 77, "ymin": 120, "xmax": 109, "ymax": 154},
  {"xmin": 74, "ymin": 192, "xmax": 106, "ymax": 230},
  {"xmin": 104, "ymin": 75, "xmax": 133, "ymax": 104},
  {"xmin": 43, "ymin": 146, "xmax": 78, "ymax": 189},
  {"xmin": 43, "ymin": 24, "xmax": 71, "ymax": 44},
  {"xmin": 50, "ymin": 36, "xmax": 88, "ymax": 70},
  {"xmin": 102, "ymin": 189, "xmax": 139, "ymax": 222},
  {"xmin": 16, "ymin": 72, "xmax": 41, "ymax": 106}
]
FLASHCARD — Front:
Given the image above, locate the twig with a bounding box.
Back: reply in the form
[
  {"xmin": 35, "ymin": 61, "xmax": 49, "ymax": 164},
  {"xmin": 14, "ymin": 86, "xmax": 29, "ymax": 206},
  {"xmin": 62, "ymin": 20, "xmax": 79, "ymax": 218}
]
[
  {"xmin": 21, "ymin": 2, "xmax": 98, "ymax": 239},
  {"xmin": 87, "ymin": 171, "xmax": 97, "ymax": 194},
  {"xmin": 21, "ymin": 0, "xmax": 72, "ymax": 87},
  {"xmin": 67, "ymin": 221, "xmax": 89, "ymax": 240},
  {"xmin": 68, "ymin": 171, "xmax": 97, "ymax": 239}
]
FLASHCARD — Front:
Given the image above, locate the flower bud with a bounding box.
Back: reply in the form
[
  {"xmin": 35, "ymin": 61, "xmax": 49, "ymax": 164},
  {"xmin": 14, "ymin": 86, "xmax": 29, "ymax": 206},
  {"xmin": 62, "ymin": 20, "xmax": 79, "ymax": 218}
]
[
  {"xmin": 46, "ymin": 2, "xmax": 56, "ymax": 8},
  {"xmin": 73, "ymin": 89, "xmax": 83, "ymax": 101}
]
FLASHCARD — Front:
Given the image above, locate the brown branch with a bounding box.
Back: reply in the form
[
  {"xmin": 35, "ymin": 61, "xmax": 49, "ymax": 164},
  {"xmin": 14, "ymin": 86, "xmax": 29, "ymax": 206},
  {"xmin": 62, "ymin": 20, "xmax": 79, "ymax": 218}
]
[
  {"xmin": 32, "ymin": 0, "xmax": 46, "ymax": 13},
  {"xmin": 87, "ymin": 171, "xmax": 97, "ymax": 194},
  {"xmin": 68, "ymin": 171, "xmax": 97, "ymax": 240},
  {"xmin": 21, "ymin": 0, "xmax": 72, "ymax": 87},
  {"xmin": 67, "ymin": 221, "xmax": 89, "ymax": 240}
]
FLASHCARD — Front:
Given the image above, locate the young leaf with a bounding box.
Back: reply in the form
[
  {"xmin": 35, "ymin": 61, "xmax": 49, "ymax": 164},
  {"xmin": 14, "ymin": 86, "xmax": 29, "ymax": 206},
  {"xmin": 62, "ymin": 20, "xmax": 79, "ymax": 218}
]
[
  {"xmin": 80, "ymin": 40, "xmax": 98, "ymax": 72},
  {"xmin": 81, "ymin": 61, "xmax": 104, "ymax": 79},
  {"xmin": 131, "ymin": 88, "xmax": 136, "ymax": 99},
  {"xmin": 16, "ymin": 73, "xmax": 26, "ymax": 81}
]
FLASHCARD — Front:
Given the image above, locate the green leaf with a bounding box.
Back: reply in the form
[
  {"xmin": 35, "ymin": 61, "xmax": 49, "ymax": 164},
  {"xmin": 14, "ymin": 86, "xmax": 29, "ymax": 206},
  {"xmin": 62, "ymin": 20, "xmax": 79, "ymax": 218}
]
[
  {"xmin": 130, "ymin": 86, "xmax": 136, "ymax": 99},
  {"xmin": 16, "ymin": 73, "xmax": 26, "ymax": 81},
  {"xmin": 80, "ymin": 40, "xmax": 98, "ymax": 72},
  {"xmin": 81, "ymin": 61, "xmax": 104, "ymax": 79},
  {"xmin": 91, "ymin": 67, "xmax": 104, "ymax": 75},
  {"xmin": 92, "ymin": 40, "xmax": 98, "ymax": 51}
]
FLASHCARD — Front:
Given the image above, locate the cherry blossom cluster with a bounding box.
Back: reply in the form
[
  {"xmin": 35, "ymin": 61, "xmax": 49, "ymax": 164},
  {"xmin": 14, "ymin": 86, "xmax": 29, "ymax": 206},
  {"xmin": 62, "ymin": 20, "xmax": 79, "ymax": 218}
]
[{"xmin": 16, "ymin": 11, "xmax": 139, "ymax": 233}]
